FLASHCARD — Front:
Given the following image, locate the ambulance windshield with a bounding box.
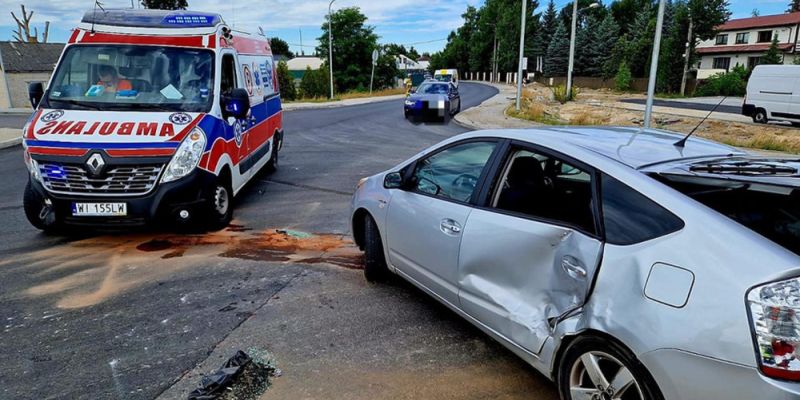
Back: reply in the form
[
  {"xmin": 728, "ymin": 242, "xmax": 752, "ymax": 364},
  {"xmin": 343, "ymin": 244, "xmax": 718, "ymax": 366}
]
[{"xmin": 44, "ymin": 45, "xmax": 214, "ymax": 112}]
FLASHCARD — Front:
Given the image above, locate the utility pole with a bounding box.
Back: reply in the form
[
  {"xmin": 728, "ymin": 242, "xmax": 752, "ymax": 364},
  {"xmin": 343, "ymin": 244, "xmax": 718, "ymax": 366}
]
[
  {"xmin": 516, "ymin": 0, "xmax": 527, "ymax": 111},
  {"xmin": 566, "ymin": 2, "xmax": 599, "ymax": 100},
  {"xmin": 644, "ymin": 0, "xmax": 667, "ymax": 128},
  {"xmin": 299, "ymin": 28, "xmax": 303, "ymax": 56},
  {"xmin": 492, "ymin": 29, "xmax": 498, "ymax": 83},
  {"xmin": 328, "ymin": 0, "xmax": 336, "ymax": 99},
  {"xmin": 680, "ymin": 17, "xmax": 694, "ymax": 96}
]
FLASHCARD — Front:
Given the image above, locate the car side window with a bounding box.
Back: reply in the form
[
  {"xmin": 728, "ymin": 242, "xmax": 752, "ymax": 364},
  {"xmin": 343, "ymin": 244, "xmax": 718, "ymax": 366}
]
[
  {"xmin": 601, "ymin": 174, "xmax": 685, "ymax": 245},
  {"xmin": 491, "ymin": 149, "xmax": 596, "ymax": 234},
  {"xmin": 220, "ymin": 54, "xmax": 237, "ymax": 96},
  {"xmin": 412, "ymin": 141, "xmax": 497, "ymax": 203}
]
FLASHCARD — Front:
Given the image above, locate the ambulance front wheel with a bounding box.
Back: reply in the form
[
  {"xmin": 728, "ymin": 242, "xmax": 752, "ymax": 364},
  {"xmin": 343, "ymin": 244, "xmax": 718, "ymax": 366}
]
[
  {"xmin": 265, "ymin": 131, "xmax": 281, "ymax": 172},
  {"xmin": 205, "ymin": 175, "xmax": 233, "ymax": 231},
  {"xmin": 23, "ymin": 180, "xmax": 62, "ymax": 234}
]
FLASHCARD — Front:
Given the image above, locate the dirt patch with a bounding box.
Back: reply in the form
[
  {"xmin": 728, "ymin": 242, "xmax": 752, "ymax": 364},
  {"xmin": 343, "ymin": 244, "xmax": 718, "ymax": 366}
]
[{"xmin": 18, "ymin": 227, "xmax": 362, "ymax": 309}]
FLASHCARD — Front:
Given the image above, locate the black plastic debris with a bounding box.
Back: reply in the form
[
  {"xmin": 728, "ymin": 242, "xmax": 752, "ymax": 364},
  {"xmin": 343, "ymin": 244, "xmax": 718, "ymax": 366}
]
[{"xmin": 188, "ymin": 350, "xmax": 252, "ymax": 400}]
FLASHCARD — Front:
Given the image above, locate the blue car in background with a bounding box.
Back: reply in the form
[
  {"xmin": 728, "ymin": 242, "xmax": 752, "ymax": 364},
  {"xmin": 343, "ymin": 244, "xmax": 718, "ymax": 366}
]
[{"xmin": 404, "ymin": 81, "xmax": 461, "ymax": 121}]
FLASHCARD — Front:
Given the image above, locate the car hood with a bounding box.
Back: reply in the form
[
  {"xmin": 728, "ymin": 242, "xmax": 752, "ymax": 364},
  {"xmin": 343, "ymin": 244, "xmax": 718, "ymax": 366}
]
[{"xmin": 23, "ymin": 109, "xmax": 206, "ymax": 157}]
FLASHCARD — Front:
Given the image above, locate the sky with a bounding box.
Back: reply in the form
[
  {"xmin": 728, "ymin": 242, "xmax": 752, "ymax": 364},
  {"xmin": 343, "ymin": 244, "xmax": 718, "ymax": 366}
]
[{"xmin": 0, "ymin": 0, "xmax": 790, "ymax": 55}]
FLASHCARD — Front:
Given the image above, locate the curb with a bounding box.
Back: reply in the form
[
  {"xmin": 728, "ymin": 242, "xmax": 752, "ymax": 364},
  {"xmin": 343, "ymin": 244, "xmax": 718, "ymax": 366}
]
[
  {"xmin": 0, "ymin": 109, "xmax": 32, "ymax": 115},
  {"xmin": 0, "ymin": 137, "xmax": 22, "ymax": 150}
]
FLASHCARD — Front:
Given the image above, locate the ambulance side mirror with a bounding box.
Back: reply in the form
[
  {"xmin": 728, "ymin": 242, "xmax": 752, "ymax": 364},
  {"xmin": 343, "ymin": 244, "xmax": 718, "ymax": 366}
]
[
  {"xmin": 222, "ymin": 88, "xmax": 250, "ymax": 119},
  {"xmin": 28, "ymin": 82, "xmax": 44, "ymax": 109}
]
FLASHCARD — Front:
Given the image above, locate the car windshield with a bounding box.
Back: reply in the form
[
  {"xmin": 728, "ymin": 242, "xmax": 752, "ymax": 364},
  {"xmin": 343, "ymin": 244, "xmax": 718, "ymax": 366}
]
[
  {"xmin": 417, "ymin": 83, "xmax": 450, "ymax": 94},
  {"xmin": 44, "ymin": 44, "xmax": 214, "ymax": 112},
  {"xmin": 434, "ymin": 74, "xmax": 453, "ymax": 82}
]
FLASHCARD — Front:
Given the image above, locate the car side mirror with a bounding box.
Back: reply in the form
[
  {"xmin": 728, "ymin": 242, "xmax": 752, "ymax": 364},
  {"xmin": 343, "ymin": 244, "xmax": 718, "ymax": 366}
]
[
  {"xmin": 384, "ymin": 172, "xmax": 404, "ymax": 189},
  {"xmin": 28, "ymin": 82, "xmax": 44, "ymax": 109},
  {"xmin": 222, "ymin": 88, "xmax": 250, "ymax": 119}
]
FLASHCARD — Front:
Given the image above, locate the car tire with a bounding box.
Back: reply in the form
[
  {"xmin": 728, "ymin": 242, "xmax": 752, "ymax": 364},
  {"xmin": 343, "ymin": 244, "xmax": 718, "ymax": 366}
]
[
  {"xmin": 363, "ymin": 215, "xmax": 390, "ymax": 282},
  {"xmin": 558, "ymin": 336, "xmax": 664, "ymax": 400},
  {"xmin": 753, "ymin": 109, "xmax": 768, "ymax": 124},
  {"xmin": 205, "ymin": 178, "xmax": 233, "ymax": 231},
  {"xmin": 265, "ymin": 132, "xmax": 281, "ymax": 173},
  {"xmin": 23, "ymin": 181, "xmax": 61, "ymax": 233},
  {"xmin": 791, "ymin": 122, "xmax": 800, "ymax": 128}
]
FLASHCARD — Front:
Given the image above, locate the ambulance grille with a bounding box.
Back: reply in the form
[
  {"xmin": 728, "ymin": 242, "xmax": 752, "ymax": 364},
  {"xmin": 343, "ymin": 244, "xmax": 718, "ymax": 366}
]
[{"xmin": 39, "ymin": 163, "xmax": 163, "ymax": 196}]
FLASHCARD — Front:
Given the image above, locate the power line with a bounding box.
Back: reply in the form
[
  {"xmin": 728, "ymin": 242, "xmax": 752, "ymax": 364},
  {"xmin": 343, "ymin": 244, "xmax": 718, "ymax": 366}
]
[{"xmin": 400, "ymin": 38, "xmax": 447, "ymax": 46}]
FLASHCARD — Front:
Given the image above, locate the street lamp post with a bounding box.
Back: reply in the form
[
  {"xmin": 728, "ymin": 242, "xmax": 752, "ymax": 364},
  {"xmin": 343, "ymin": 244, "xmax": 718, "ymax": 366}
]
[
  {"xmin": 515, "ymin": 0, "xmax": 528, "ymax": 111},
  {"xmin": 643, "ymin": 0, "xmax": 667, "ymax": 128},
  {"xmin": 566, "ymin": 2, "xmax": 599, "ymax": 101},
  {"xmin": 328, "ymin": 0, "xmax": 336, "ymax": 100}
]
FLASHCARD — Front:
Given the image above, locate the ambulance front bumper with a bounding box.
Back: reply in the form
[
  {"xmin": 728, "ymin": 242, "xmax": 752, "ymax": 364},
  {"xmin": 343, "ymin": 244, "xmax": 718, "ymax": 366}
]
[{"xmin": 29, "ymin": 160, "xmax": 216, "ymax": 228}]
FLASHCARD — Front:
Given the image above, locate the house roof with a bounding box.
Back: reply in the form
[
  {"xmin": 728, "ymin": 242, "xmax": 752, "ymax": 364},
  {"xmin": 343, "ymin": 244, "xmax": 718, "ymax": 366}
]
[
  {"xmin": 0, "ymin": 41, "xmax": 64, "ymax": 73},
  {"xmin": 697, "ymin": 43, "xmax": 794, "ymax": 55},
  {"xmin": 718, "ymin": 12, "xmax": 800, "ymax": 31},
  {"xmin": 286, "ymin": 56, "xmax": 324, "ymax": 71}
]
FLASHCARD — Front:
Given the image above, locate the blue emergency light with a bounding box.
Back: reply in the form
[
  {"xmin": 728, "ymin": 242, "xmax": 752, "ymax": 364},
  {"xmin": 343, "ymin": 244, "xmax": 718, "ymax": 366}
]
[
  {"xmin": 44, "ymin": 165, "xmax": 66, "ymax": 180},
  {"xmin": 81, "ymin": 9, "xmax": 222, "ymax": 29}
]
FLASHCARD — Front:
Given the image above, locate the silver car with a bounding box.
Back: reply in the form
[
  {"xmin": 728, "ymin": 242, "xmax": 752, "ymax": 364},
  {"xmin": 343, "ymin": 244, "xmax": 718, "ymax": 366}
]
[{"xmin": 350, "ymin": 127, "xmax": 800, "ymax": 400}]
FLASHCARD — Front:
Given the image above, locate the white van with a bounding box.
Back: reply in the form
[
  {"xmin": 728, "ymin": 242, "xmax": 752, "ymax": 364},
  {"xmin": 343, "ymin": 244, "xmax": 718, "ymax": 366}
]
[
  {"xmin": 433, "ymin": 69, "xmax": 459, "ymax": 87},
  {"xmin": 743, "ymin": 65, "xmax": 800, "ymax": 126}
]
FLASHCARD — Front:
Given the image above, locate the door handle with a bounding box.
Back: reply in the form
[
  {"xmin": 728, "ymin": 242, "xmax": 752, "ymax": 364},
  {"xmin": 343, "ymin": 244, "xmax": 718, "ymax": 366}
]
[
  {"xmin": 561, "ymin": 256, "xmax": 587, "ymax": 279},
  {"xmin": 440, "ymin": 218, "xmax": 462, "ymax": 235}
]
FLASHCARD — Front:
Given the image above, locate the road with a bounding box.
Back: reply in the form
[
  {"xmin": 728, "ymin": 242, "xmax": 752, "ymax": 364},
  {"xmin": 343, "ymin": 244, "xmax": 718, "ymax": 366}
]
[{"xmin": 0, "ymin": 83, "xmax": 560, "ymax": 400}]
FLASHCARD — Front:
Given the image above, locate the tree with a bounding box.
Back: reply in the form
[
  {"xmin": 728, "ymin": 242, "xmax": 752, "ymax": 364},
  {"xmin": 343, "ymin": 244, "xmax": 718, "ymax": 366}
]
[
  {"xmin": 761, "ymin": 35, "xmax": 784, "ymax": 65},
  {"xmin": 140, "ymin": 0, "xmax": 187, "ymax": 9},
  {"xmin": 270, "ymin": 38, "xmax": 294, "ymax": 58},
  {"xmin": 752, "ymin": 9, "xmax": 760, "ymax": 17},
  {"xmin": 543, "ymin": 22, "xmax": 570, "ymax": 77},
  {"xmin": 10, "ymin": 5, "xmax": 49, "ymax": 43},
  {"xmin": 688, "ymin": 0, "xmax": 731, "ymax": 41},
  {"xmin": 317, "ymin": 7, "xmax": 379, "ymax": 92},
  {"xmin": 299, "ymin": 66, "xmax": 330, "ymax": 98},
  {"xmin": 627, "ymin": 7, "xmax": 655, "ymax": 77},
  {"xmin": 407, "ymin": 46, "xmax": 421, "ymax": 61},
  {"xmin": 276, "ymin": 61, "xmax": 296, "ymax": 101},
  {"xmin": 595, "ymin": 14, "xmax": 620, "ymax": 79},
  {"xmin": 789, "ymin": 0, "xmax": 800, "ymax": 13}
]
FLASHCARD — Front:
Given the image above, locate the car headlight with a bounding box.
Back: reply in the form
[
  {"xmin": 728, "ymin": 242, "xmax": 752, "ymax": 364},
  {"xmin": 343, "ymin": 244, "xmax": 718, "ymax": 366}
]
[
  {"xmin": 24, "ymin": 150, "xmax": 41, "ymax": 181},
  {"xmin": 161, "ymin": 127, "xmax": 206, "ymax": 183},
  {"xmin": 747, "ymin": 276, "xmax": 800, "ymax": 381}
]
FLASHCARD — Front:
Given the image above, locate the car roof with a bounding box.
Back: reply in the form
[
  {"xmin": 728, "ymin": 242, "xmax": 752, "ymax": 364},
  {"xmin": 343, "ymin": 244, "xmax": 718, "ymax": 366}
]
[{"xmin": 462, "ymin": 126, "xmax": 745, "ymax": 169}]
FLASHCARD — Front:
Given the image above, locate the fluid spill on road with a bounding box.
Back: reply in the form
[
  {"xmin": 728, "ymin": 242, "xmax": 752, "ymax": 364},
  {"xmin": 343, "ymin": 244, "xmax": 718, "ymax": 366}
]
[{"xmin": 16, "ymin": 226, "xmax": 362, "ymax": 309}]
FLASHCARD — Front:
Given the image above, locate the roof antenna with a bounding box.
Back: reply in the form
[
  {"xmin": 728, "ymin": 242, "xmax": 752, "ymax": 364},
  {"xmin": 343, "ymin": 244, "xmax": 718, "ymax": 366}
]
[
  {"xmin": 674, "ymin": 95, "xmax": 727, "ymax": 147},
  {"xmin": 91, "ymin": 0, "xmax": 105, "ymax": 34}
]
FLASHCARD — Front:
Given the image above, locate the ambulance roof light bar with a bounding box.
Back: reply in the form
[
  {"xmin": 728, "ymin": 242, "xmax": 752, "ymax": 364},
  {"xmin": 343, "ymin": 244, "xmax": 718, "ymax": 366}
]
[{"xmin": 81, "ymin": 9, "xmax": 223, "ymax": 29}]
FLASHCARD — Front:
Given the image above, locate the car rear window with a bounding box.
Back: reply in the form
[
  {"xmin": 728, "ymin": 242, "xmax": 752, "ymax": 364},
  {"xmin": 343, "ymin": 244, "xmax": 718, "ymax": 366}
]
[
  {"xmin": 657, "ymin": 175, "xmax": 800, "ymax": 255},
  {"xmin": 601, "ymin": 174, "xmax": 685, "ymax": 245}
]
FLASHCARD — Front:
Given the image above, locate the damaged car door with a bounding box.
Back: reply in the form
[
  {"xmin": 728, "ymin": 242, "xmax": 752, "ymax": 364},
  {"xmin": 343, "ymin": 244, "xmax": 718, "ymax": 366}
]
[{"xmin": 457, "ymin": 145, "xmax": 603, "ymax": 354}]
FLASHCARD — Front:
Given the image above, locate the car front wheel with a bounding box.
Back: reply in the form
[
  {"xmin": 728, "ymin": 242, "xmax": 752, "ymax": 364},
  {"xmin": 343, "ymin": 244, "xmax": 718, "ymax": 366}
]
[
  {"xmin": 23, "ymin": 181, "xmax": 62, "ymax": 233},
  {"xmin": 205, "ymin": 179, "xmax": 233, "ymax": 231},
  {"xmin": 558, "ymin": 336, "xmax": 663, "ymax": 400},
  {"xmin": 363, "ymin": 215, "xmax": 390, "ymax": 282}
]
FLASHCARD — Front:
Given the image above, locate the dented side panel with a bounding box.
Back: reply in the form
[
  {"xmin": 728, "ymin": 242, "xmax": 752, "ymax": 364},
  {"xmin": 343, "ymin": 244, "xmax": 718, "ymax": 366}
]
[{"xmin": 457, "ymin": 208, "xmax": 602, "ymax": 354}]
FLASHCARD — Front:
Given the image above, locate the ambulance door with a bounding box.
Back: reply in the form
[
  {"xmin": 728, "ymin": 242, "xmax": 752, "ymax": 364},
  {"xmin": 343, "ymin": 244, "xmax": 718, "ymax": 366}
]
[
  {"xmin": 237, "ymin": 54, "xmax": 273, "ymax": 177},
  {"xmin": 219, "ymin": 50, "xmax": 249, "ymax": 190}
]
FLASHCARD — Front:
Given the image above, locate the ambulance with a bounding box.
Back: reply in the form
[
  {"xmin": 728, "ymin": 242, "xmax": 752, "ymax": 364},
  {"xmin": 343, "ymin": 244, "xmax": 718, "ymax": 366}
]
[{"xmin": 22, "ymin": 9, "xmax": 284, "ymax": 232}]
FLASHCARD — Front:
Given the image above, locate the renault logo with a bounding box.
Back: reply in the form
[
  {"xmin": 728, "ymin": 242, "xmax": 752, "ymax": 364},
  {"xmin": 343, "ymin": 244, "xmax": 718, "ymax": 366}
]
[{"xmin": 86, "ymin": 153, "xmax": 105, "ymax": 175}]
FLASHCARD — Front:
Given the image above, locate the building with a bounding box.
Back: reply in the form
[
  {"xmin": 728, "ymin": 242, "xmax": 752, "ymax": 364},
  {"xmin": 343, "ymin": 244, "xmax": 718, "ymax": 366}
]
[
  {"xmin": 696, "ymin": 12, "xmax": 800, "ymax": 78},
  {"xmin": 396, "ymin": 54, "xmax": 421, "ymax": 71},
  {"xmin": 416, "ymin": 55, "xmax": 431, "ymax": 71},
  {"xmin": 0, "ymin": 41, "xmax": 64, "ymax": 109},
  {"xmin": 286, "ymin": 56, "xmax": 324, "ymax": 80}
]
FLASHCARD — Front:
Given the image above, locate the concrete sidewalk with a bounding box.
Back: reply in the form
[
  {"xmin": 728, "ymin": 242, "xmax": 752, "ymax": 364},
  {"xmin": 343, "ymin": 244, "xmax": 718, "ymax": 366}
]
[
  {"xmin": 283, "ymin": 94, "xmax": 406, "ymax": 111},
  {"xmin": 454, "ymin": 81, "xmax": 536, "ymax": 130},
  {"xmin": 0, "ymin": 128, "xmax": 21, "ymax": 149}
]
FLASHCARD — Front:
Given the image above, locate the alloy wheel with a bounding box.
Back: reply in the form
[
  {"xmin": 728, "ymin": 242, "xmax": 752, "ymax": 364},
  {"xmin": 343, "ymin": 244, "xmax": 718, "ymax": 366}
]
[
  {"xmin": 214, "ymin": 185, "xmax": 229, "ymax": 215},
  {"xmin": 569, "ymin": 351, "xmax": 644, "ymax": 400}
]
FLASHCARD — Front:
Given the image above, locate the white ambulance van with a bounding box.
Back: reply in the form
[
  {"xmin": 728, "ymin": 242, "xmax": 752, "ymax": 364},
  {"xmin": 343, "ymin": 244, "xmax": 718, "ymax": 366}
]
[
  {"xmin": 22, "ymin": 9, "xmax": 284, "ymax": 232},
  {"xmin": 433, "ymin": 69, "xmax": 459, "ymax": 87},
  {"xmin": 743, "ymin": 65, "xmax": 800, "ymax": 126}
]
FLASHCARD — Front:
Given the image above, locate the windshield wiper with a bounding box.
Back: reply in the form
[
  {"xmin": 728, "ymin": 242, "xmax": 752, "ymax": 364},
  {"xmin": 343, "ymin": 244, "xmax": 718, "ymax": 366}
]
[{"xmin": 49, "ymin": 99, "xmax": 103, "ymax": 110}]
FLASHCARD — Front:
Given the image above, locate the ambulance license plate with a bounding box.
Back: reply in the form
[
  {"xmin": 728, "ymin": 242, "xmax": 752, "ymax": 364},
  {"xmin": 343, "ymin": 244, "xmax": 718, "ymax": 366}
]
[{"xmin": 72, "ymin": 202, "xmax": 127, "ymax": 217}]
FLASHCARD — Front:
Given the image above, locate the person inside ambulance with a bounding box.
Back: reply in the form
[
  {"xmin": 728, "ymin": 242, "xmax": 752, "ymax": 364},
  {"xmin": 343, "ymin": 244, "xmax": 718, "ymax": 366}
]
[{"xmin": 97, "ymin": 65, "xmax": 133, "ymax": 93}]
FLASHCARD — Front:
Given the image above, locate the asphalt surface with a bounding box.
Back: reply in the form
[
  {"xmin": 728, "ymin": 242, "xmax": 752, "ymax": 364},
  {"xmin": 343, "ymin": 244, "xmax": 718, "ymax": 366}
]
[
  {"xmin": 620, "ymin": 98, "xmax": 742, "ymax": 115},
  {"xmin": 0, "ymin": 83, "xmax": 559, "ymax": 400},
  {"xmin": 0, "ymin": 113, "xmax": 32, "ymax": 129}
]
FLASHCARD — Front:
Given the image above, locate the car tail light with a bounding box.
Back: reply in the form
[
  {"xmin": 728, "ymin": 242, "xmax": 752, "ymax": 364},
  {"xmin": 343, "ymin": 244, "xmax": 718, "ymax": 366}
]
[{"xmin": 747, "ymin": 277, "xmax": 800, "ymax": 381}]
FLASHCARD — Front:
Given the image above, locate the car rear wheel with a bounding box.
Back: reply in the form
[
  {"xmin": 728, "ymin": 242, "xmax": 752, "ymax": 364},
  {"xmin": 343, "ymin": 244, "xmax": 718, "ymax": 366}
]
[
  {"xmin": 558, "ymin": 336, "xmax": 663, "ymax": 400},
  {"xmin": 23, "ymin": 181, "xmax": 62, "ymax": 233},
  {"xmin": 753, "ymin": 109, "xmax": 768, "ymax": 124},
  {"xmin": 363, "ymin": 215, "xmax": 390, "ymax": 282}
]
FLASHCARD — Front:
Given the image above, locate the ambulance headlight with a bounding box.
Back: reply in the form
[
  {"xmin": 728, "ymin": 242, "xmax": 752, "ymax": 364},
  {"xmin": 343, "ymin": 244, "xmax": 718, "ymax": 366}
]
[
  {"xmin": 24, "ymin": 150, "xmax": 41, "ymax": 182},
  {"xmin": 161, "ymin": 127, "xmax": 206, "ymax": 183}
]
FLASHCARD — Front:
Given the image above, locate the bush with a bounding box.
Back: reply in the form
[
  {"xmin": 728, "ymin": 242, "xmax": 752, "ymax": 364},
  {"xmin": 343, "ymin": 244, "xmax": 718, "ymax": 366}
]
[
  {"xmin": 552, "ymin": 85, "xmax": 578, "ymax": 104},
  {"xmin": 276, "ymin": 61, "xmax": 297, "ymax": 101},
  {"xmin": 614, "ymin": 62, "xmax": 633, "ymax": 92},
  {"xmin": 299, "ymin": 67, "xmax": 330, "ymax": 99},
  {"xmin": 694, "ymin": 66, "xmax": 747, "ymax": 97}
]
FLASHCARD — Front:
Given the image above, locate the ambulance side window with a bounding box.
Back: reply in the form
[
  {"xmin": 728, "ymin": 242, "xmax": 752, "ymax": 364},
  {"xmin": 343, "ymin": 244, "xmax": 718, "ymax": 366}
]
[{"xmin": 221, "ymin": 54, "xmax": 237, "ymax": 96}]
